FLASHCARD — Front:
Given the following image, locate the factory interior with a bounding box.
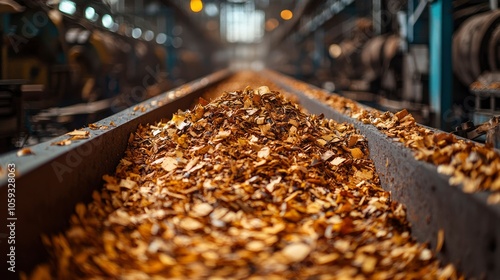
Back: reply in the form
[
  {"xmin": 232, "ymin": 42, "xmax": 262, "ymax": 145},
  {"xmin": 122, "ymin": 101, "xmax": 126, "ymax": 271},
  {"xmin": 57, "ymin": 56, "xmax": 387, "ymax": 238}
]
[{"xmin": 0, "ymin": 0, "xmax": 500, "ymax": 279}]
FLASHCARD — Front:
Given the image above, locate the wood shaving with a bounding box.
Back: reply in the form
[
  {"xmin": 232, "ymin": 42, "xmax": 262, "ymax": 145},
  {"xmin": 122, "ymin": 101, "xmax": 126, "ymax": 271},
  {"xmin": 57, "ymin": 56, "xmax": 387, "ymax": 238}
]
[
  {"xmin": 436, "ymin": 229, "xmax": 445, "ymax": 253},
  {"xmin": 66, "ymin": 129, "xmax": 90, "ymax": 140},
  {"xmin": 16, "ymin": 147, "xmax": 34, "ymax": 157},
  {"xmin": 89, "ymin": 123, "xmax": 110, "ymax": 130},
  {"xmin": 51, "ymin": 140, "xmax": 72, "ymax": 146}
]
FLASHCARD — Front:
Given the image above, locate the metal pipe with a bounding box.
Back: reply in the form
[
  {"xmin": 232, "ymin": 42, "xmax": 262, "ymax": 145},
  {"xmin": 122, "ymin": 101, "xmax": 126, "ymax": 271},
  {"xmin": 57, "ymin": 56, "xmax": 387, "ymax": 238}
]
[{"xmin": 491, "ymin": 0, "xmax": 498, "ymax": 10}]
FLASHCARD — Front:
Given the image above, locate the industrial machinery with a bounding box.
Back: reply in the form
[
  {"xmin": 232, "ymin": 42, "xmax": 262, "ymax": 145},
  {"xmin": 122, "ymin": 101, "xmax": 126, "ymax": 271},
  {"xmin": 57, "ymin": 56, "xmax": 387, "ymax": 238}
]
[
  {"xmin": 0, "ymin": 0, "xmax": 217, "ymax": 153},
  {"xmin": 3, "ymin": 1, "xmax": 165, "ymax": 106},
  {"xmin": 453, "ymin": 116, "xmax": 500, "ymax": 148},
  {"xmin": 268, "ymin": 0, "xmax": 500, "ymax": 131}
]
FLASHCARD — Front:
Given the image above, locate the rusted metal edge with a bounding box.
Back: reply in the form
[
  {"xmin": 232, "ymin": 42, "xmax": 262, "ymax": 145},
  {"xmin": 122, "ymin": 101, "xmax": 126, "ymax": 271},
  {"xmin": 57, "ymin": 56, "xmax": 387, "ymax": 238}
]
[
  {"xmin": 0, "ymin": 69, "xmax": 231, "ymax": 277},
  {"xmin": 266, "ymin": 70, "xmax": 500, "ymax": 280}
]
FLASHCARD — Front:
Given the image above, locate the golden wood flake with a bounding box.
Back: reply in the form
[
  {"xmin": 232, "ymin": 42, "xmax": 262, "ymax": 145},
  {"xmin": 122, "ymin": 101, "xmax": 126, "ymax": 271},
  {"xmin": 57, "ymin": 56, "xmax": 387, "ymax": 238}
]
[
  {"xmin": 16, "ymin": 148, "xmax": 34, "ymax": 157},
  {"xmin": 51, "ymin": 140, "xmax": 72, "ymax": 146},
  {"xmin": 66, "ymin": 129, "xmax": 90, "ymax": 140}
]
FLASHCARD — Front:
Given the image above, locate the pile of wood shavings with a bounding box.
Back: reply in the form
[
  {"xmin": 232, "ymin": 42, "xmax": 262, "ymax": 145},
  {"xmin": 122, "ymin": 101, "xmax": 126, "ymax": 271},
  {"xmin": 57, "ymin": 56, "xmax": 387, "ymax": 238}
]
[
  {"xmin": 272, "ymin": 73, "xmax": 500, "ymax": 203},
  {"xmin": 30, "ymin": 86, "xmax": 460, "ymax": 279}
]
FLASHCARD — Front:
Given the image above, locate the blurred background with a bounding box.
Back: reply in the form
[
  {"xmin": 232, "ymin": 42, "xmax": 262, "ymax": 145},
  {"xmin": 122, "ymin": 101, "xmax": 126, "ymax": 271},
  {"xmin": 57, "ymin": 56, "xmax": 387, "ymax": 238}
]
[{"xmin": 0, "ymin": 0, "xmax": 499, "ymax": 153}]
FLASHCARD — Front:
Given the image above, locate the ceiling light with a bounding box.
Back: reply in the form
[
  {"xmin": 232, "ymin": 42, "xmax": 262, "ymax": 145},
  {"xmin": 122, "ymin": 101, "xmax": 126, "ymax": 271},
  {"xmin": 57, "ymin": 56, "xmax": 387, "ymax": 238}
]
[
  {"xmin": 102, "ymin": 14, "xmax": 114, "ymax": 29},
  {"xmin": 59, "ymin": 0, "xmax": 76, "ymax": 15},
  {"xmin": 110, "ymin": 23, "xmax": 119, "ymax": 32},
  {"xmin": 132, "ymin": 28, "xmax": 142, "ymax": 39},
  {"xmin": 144, "ymin": 30, "xmax": 154, "ymax": 41},
  {"xmin": 156, "ymin": 33, "xmax": 167, "ymax": 44},
  {"xmin": 280, "ymin": 9, "xmax": 293, "ymax": 20},
  {"xmin": 77, "ymin": 30, "xmax": 91, "ymax": 44},
  {"xmin": 85, "ymin": 7, "xmax": 96, "ymax": 20}
]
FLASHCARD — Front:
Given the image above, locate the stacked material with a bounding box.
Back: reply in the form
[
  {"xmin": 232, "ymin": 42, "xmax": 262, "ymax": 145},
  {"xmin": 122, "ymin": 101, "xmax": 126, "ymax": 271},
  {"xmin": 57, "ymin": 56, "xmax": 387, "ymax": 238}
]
[
  {"xmin": 31, "ymin": 87, "xmax": 459, "ymax": 279},
  {"xmin": 274, "ymin": 73, "xmax": 500, "ymax": 202}
]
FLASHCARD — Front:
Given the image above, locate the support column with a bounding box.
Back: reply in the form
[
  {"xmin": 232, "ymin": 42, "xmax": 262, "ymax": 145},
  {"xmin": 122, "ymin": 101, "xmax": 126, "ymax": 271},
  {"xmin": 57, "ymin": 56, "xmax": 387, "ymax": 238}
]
[
  {"xmin": 429, "ymin": 0, "xmax": 453, "ymax": 130},
  {"xmin": 491, "ymin": 0, "xmax": 498, "ymax": 10},
  {"xmin": 373, "ymin": 0, "xmax": 382, "ymax": 35}
]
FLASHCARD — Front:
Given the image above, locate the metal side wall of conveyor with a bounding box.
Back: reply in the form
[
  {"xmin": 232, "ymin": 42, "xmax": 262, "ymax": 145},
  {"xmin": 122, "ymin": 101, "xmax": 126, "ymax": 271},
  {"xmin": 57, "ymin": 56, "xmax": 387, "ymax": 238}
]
[
  {"xmin": 0, "ymin": 70, "xmax": 230, "ymax": 278},
  {"xmin": 266, "ymin": 69, "xmax": 500, "ymax": 280}
]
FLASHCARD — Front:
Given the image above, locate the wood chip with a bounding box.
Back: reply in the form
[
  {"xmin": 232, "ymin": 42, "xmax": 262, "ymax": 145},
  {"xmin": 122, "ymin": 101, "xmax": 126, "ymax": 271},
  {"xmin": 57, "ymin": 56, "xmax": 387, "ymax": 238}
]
[
  {"xmin": 192, "ymin": 203, "xmax": 213, "ymax": 217},
  {"xmin": 265, "ymin": 177, "xmax": 281, "ymax": 193},
  {"xmin": 395, "ymin": 109, "xmax": 409, "ymax": 121},
  {"xmin": 350, "ymin": 148, "xmax": 364, "ymax": 159},
  {"xmin": 161, "ymin": 157, "xmax": 178, "ymax": 172},
  {"xmin": 348, "ymin": 134, "xmax": 359, "ymax": 148},
  {"xmin": 436, "ymin": 229, "xmax": 445, "ymax": 252},
  {"xmin": 119, "ymin": 178, "xmax": 137, "ymax": 189},
  {"xmin": 419, "ymin": 248, "xmax": 433, "ymax": 261},
  {"xmin": 88, "ymin": 123, "xmax": 100, "ymax": 130},
  {"xmin": 179, "ymin": 217, "xmax": 203, "ymax": 231},
  {"xmin": 321, "ymin": 150, "xmax": 335, "ymax": 161},
  {"xmin": 66, "ymin": 129, "xmax": 90, "ymax": 139},
  {"xmin": 217, "ymin": 130, "xmax": 231, "ymax": 139},
  {"xmin": 52, "ymin": 140, "xmax": 72, "ymax": 146},
  {"xmin": 246, "ymin": 240, "xmax": 266, "ymax": 252},
  {"xmin": 258, "ymin": 146, "xmax": 270, "ymax": 159},
  {"xmin": 331, "ymin": 157, "xmax": 346, "ymax": 166},
  {"xmin": 362, "ymin": 256, "xmax": 377, "ymax": 274},
  {"xmin": 314, "ymin": 253, "xmax": 339, "ymax": 265}
]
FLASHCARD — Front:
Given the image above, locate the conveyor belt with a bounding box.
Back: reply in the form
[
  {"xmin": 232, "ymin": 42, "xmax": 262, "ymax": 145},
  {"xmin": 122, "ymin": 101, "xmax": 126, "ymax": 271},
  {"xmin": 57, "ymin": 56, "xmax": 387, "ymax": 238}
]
[{"xmin": 0, "ymin": 69, "xmax": 499, "ymax": 279}]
